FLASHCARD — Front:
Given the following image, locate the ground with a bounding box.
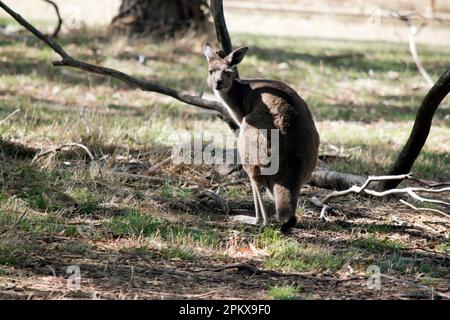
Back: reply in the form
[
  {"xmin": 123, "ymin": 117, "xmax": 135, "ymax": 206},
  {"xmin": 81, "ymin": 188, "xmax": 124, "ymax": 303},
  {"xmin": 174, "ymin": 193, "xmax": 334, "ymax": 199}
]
[{"xmin": 0, "ymin": 3, "xmax": 449, "ymax": 300}]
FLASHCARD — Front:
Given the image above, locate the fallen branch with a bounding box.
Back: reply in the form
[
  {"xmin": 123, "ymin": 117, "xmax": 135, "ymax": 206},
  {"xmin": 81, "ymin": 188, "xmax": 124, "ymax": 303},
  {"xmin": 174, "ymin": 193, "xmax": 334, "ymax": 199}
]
[
  {"xmin": 399, "ymin": 199, "xmax": 450, "ymax": 219},
  {"xmin": 0, "ymin": 1, "xmax": 238, "ymax": 131},
  {"xmin": 409, "ymin": 177, "xmax": 450, "ymax": 188},
  {"xmin": 312, "ymin": 174, "xmax": 450, "ymax": 220},
  {"xmin": 147, "ymin": 156, "xmax": 172, "ymax": 175},
  {"xmin": 310, "ymin": 169, "xmax": 368, "ymax": 191},
  {"xmin": 42, "ymin": 0, "xmax": 62, "ymax": 38}
]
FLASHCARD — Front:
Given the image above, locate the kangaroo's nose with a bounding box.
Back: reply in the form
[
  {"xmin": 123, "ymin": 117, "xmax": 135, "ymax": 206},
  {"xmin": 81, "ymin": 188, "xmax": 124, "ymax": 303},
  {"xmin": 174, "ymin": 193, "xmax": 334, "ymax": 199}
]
[{"xmin": 217, "ymin": 80, "xmax": 223, "ymax": 86}]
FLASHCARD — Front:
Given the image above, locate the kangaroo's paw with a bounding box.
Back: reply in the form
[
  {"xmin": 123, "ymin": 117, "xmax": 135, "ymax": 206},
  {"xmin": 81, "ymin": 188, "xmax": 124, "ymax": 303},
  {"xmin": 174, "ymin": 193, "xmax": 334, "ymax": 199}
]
[{"xmin": 231, "ymin": 215, "xmax": 263, "ymax": 226}]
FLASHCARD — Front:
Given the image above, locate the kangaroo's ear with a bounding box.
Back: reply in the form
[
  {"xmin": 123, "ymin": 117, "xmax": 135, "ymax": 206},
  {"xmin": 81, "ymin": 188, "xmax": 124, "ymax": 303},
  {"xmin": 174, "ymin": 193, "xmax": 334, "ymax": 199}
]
[
  {"xmin": 203, "ymin": 42, "xmax": 218, "ymax": 62},
  {"xmin": 226, "ymin": 47, "xmax": 248, "ymax": 66}
]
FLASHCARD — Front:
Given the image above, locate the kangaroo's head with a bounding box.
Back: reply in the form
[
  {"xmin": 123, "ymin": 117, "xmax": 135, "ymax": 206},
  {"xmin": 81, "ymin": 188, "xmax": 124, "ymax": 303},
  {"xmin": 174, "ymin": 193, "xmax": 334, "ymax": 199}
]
[{"xmin": 203, "ymin": 42, "xmax": 248, "ymax": 92}]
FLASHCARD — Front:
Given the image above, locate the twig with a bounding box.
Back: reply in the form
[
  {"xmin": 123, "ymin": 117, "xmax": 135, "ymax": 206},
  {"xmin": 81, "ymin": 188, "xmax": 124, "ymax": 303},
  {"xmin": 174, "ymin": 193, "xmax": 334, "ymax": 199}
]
[
  {"xmin": 408, "ymin": 25, "xmax": 434, "ymax": 87},
  {"xmin": 147, "ymin": 156, "xmax": 172, "ymax": 175},
  {"xmin": 0, "ymin": 108, "xmax": 20, "ymax": 126},
  {"xmin": 111, "ymin": 172, "xmax": 170, "ymax": 183},
  {"xmin": 32, "ymin": 143, "xmax": 95, "ymax": 162},
  {"xmin": 390, "ymin": 11, "xmax": 434, "ymax": 87},
  {"xmin": 399, "ymin": 199, "xmax": 450, "ymax": 219}
]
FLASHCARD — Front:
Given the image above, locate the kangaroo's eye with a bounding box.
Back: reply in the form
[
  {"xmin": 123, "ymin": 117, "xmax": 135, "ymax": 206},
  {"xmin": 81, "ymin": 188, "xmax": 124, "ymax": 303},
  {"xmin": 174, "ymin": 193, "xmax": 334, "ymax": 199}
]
[{"xmin": 208, "ymin": 70, "xmax": 213, "ymax": 75}]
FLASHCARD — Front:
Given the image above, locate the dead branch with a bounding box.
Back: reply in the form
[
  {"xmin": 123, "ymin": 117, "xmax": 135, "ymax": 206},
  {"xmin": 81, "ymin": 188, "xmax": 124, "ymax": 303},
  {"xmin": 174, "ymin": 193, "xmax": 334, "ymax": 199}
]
[
  {"xmin": 409, "ymin": 177, "xmax": 450, "ymax": 188},
  {"xmin": 408, "ymin": 25, "xmax": 434, "ymax": 87},
  {"xmin": 399, "ymin": 199, "xmax": 450, "ymax": 219},
  {"xmin": 32, "ymin": 143, "xmax": 95, "ymax": 162},
  {"xmin": 312, "ymin": 174, "xmax": 450, "ymax": 220},
  {"xmin": 390, "ymin": 11, "xmax": 433, "ymax": 87},
  {"xmin": 309, "ymin": 169, "xmax": 367, "ymax": 190},
  {"xmin": 0, "ymin": 1, "xmax": 238, "ymax": 131},
  {"xmin": 147, "ymin": 156, "xmax": 172, "ymax": 174},
  {"xmin": 32, "ymin": 142, "xmax": 102, "ymax": 176},
  {"xmin": 380, "ymin": 68, "xmax": 450, "ymax": 190},
  {"xmin": 42, "ymin": 0, "xmax": 62, "ymax": 38}
]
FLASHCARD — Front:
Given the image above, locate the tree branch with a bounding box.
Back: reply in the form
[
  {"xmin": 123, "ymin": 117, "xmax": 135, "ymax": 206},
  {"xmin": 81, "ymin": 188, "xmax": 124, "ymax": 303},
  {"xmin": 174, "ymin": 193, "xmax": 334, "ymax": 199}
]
[
  {"xmin": 380, "ymin": 68, "xmax": 450, "ymax": 190},
  {"xmin": 0, "ymin": 1, "xmax": 238, "ymax": 130},
  {"xmin": 42, "ymin": 0, "xmax": 62, "ymax": 38}
]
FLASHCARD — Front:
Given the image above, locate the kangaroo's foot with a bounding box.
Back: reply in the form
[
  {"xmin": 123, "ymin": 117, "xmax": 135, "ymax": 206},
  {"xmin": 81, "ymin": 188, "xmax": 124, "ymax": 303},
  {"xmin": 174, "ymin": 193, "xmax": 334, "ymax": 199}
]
[
  {"xmin": 280, "ymin": 216, "xmax": 297, "ymax": 233},
  {"xmin": 231, "ymin": 215, "xmax": 265, "ymax": 226}
]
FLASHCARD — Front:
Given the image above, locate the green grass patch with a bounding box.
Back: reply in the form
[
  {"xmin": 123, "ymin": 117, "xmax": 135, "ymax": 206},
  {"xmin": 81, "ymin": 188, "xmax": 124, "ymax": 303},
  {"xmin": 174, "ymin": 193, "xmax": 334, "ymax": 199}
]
[
  {"xmin": 106, "ymin": 210, "xmax": 219, "ymax": 248},
  {"xmin": 264, "ymin": 240, "xmax": 344, "ymax": 272},
  {"xmin": 351, "ymin": 236, "xmax": 405, "ymax": 252},
  {"xmin": 0, "ymin": 240, "xmax": 25, "ymax": 266},
  {"xmin": 268, "ymin": 284, "xmax": 302, "ymax": 300}
]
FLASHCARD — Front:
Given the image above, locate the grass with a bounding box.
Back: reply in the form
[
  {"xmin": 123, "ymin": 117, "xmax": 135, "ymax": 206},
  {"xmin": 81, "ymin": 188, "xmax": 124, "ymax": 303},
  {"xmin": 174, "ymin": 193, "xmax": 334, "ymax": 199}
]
[
  {"xmin": 351, "ymin": 236, "xmax": 405, "ymax": 252},
  {"xmin": 268, "ymin": 284, "xmax": 302, "ymax": 300},
  {"xmin": 264, "ymin": 240, "xmax": 344, "ymax": 272},
  {"xmin": 0, "ymin": 21, "xmax": 448, "ymax": 299}
]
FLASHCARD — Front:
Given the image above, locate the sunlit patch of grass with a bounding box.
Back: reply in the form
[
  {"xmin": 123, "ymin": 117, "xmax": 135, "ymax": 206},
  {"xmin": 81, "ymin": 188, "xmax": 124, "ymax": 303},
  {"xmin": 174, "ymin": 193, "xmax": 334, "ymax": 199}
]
[
  {"xmin": 106, "ymin": 210, "xmax": 219, "ymax": 248},
  {"xmin": 162, "ymin": 246, "xmax": 197, "ymax": 260},
  {"xmin": 69, "ymin": 187, "xmax": 100, "ymax": 214},
  {"xmin": 268, "ymin": 284, "xmax": 302, "ymax": 300},
  {"xmin": 351, "ymin": 235, "xmax": 405, "ymax": 252},
  {"xmin": 264, "ymin": 240, "xmax": 344, "ymax": 272}
]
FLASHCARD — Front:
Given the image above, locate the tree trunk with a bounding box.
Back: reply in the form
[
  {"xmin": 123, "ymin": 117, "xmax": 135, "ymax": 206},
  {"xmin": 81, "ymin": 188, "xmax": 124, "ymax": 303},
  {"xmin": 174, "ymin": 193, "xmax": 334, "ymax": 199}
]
[
  {"xmin": 110, "ymin": 0, "xmax": 208, "ymax": 37},
  {"xmin": 379, "ymin": 68, "xmax": 450, "ymax": 191}
]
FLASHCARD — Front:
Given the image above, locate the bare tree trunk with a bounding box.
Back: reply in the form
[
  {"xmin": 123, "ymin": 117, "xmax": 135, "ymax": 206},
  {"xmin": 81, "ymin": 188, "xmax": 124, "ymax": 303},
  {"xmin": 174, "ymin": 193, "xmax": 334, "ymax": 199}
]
[
  {"xmin": 379, "ymin": 68, "xmax": 450, "ymax": 191},
  {"xmin": 110, "ymin": 0, "xmax": 208, "ymax": 37}
]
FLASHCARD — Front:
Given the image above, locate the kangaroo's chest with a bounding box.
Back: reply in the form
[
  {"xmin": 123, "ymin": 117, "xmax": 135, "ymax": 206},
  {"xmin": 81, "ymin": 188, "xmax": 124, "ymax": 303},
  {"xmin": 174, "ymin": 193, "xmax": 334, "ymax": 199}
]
[{"xmin": 213, "ymin": 90, "xmax": 244, "ymax": 128}]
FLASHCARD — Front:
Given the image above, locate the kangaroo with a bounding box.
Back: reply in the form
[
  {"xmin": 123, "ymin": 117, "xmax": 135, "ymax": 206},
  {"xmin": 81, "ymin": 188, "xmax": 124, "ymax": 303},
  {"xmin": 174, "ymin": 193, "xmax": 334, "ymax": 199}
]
[{"xmin": 203, "ymin": 43, "xmax": 320, "ymax": 231}]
